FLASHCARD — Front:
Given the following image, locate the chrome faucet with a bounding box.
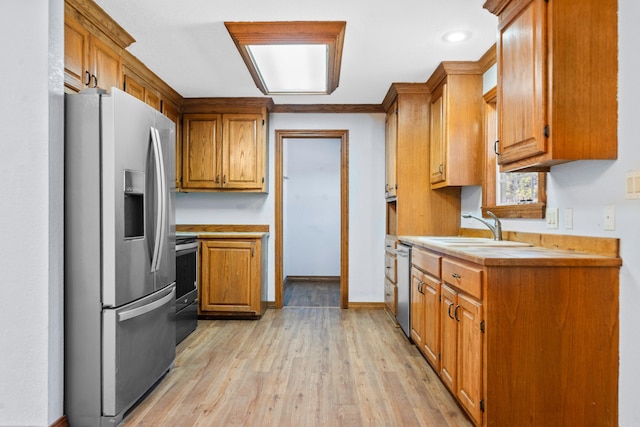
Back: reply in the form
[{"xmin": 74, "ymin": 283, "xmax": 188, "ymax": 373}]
[{"xmin": 461, "ymin": 211, "xmax": 503, "ymax": 241}]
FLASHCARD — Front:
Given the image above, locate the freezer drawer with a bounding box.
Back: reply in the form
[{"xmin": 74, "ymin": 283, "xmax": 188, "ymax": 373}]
[{"xmin": 102, "ymin": 284, "xmax": 176, "ymax": 419}]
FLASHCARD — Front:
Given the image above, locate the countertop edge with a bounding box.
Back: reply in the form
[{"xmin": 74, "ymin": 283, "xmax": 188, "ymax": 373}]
[{"xmin": 399, "ymin": 235, "xmax": 623, "ymax": 267}]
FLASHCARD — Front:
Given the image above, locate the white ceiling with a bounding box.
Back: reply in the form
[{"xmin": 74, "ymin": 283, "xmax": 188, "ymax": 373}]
[{"xmin": 93, "ymin": 0, "xmax": 498, "ymax": 105}]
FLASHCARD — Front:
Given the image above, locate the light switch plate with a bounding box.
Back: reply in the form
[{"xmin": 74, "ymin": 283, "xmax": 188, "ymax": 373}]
[
  {"xmin": 564, "ymin": 208, "xmax": 573, "ymax": 229},
  {"xmin": 625, "ymin": 171, "xmax": 640, "ymax": 199},
  {"xmin": 546, "ymin": 207, "xmax": 559, "ymax": 229},
  {"xmin": 603, "ymin": 205, "xmax": 616, "ymax": 231}
]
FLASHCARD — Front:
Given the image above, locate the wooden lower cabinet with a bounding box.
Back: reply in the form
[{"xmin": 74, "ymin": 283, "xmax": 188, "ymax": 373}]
[
  {"xmin": 410, "ymin": 267, "xmax": 426, "ymax": 348},
  {"xmin": 199, "ymin": 235, "xmax": 268, "ymax": 318},
  {"xmin": 405, "ymin": 242, "xmax": 620, "ymax": 426},
  {"xmin": 384, "ymin": 278, "xmax": 397, "ymax": 317},
  {"xmin": 384, "ymin": 237, "xmax": 398, "ymax": 318},
  {"xmin": 440, "ymin": 284, "xmax": 483, "ymax": 426}
]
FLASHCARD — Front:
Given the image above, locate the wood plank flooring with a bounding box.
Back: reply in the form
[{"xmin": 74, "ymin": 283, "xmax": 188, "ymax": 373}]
[
  {"xmin": 283, "ymin": 280, "xmax": 340, "ymax": 307},
  {"xmin": 121, "ymin": 308, "xmax": 472, "ymax": 427}
]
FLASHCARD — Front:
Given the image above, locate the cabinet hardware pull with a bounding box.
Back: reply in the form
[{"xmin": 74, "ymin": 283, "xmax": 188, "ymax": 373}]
[
  {"xmin": 223, "ymin": 175, "xmax": 227, "ymax": 184},
  {"xmin": 544, "ymin": 124, "xmax": 550, "ymax": 138},
  {"xmin": 92, "ymin": 74, "xmax": 98, "ymax": 88},
  {"xmin": 448, "ymin": 303, "xmax": 454, "ymax": 319},
  {"xmin": 454, "ymin": 305, "xmax": 461, "ymax": 322},
  {"xmin": 494, "ymin": 140, "xmax": 500, "ymax": 155},
  {"xmin": 439, "ymin": 163, "xmax": 444, "ymax": 174},
  {"xmin": 452, "ymin": 273, "xmax": 461, "ymax": 279},
  {"xmin": 84, "ymin": 71, "xmax": 91, "ymax": 86},
  {"xmin": 418, "ymin": 282, "xmax": 423, "ymax": 294},
  {"xmin": 215, "ymin": 175, "xmax": 220, "ymax": 184}
]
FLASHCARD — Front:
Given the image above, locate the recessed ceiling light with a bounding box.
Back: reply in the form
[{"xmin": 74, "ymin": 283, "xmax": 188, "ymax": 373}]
[
  {"xmin": 442, "ymin": 30, "xmax": 471, "ymax": 43},
  {"xmin": 225, "ymin": 21, "xmax": 346, "ymax": 95}
]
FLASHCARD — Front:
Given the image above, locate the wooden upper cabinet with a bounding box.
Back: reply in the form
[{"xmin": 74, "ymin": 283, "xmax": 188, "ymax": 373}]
[
  {"xmin": 181, "ymin": 100, "xmax": 270, "ymax": 193},
  {"xmin": 426, "ymin": 63, "xmax": 483, "ymax": 189},
  {"xmin": 64, "ymin": 15, "xmax": 90, "ymax": 92},
  {"xmin": 182, "ymin": 113, "xmax": 223, "ymax": 190},
  {"xmin": 486, "ymin": 0, "xmax": 618, "ymax": 171},
  {"xmin": 64, "ymin": 13, "xmax": 123, "ymax": 94},
  {"xmin": 162, "ymin": 101, "xmax": 182, "ymax": 189},
  {"xmin": 222, "ymin": 113, "xmax": 265, "ymax": 190},
  {"xmin": 124, "ymin": 74, "xmax": 145, "ymax": 101},
  {"xmin": 90, "ymin": 36, "xmax": 122, "ymax": 93},
  {"xmin": 385, "ymin": 102, "xmax": 398, "ymax": 199},
  {"xmin": 124, "ymin": 73, "xmax": 162, "ymax": 111}
]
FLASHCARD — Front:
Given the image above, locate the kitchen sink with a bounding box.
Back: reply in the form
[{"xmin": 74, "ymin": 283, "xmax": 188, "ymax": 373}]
[{"xmin": 422, "ymin": 236, "xmax": 532, "ymax": 247}]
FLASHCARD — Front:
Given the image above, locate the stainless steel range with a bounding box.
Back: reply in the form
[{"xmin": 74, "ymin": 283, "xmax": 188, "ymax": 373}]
[{"xmin": 176, "ymin": 235, "xmax": 198, "ymax": 344}]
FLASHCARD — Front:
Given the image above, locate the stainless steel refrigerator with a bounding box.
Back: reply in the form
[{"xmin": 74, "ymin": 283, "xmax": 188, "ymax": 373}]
[{"xmin": 64, "ymin": 88, "xmax": 176, "ymax": 427}]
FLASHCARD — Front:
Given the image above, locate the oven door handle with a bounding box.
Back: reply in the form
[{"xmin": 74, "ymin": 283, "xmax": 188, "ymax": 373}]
[{"xmin": 176, "ymin": 241, "xmax": 199, "ymax": 252}]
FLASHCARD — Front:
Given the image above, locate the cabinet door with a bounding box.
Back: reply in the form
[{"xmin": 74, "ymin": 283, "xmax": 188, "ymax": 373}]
[
  {"xmin": 64, "ymin": 15, "xmax": 89, "ymax": 92},
  {"xmin": 163, "ymin": 102, "xmax": 181, "ymax": 189},
  {"xmin": 385, "ymin": 103, "xmax": 398, "ymax": 198},
  {"xmin": 410, "ymin": 267, "xmax": 426, "ymax": 348},
  {"xmin": 456, "ymin": 293, "xmax": 483, "ymax": 426},
  {"xmin": 145, "ymin": 90, "xmax": 161, "ymax": 111},
  {"xmin": 384, "ymin": 252, "xmax": 396, "ymax": 283},
  {"xmin": 222, "ymin": 113, "xmax": 264, "ymax": 190},
  {"xmin": 182, "ymin": 114, "xmax": 222, "ymax": 189},
  {"xmin": 430, "ymin": 84, "xmax": 446, "ymax": 185},
  {"xmin": 124, "ymin": 75, "xmax": 145, "ymax": 102},
  {"xmin": 384, "ymin": 277, "xmax": 397, "ymax": 317},
  {"xmin": 422, "ymin": 274, "xmax": 441, "ymax": 370},
  {"xmin": 440, "ymin": 284, "xmax": 457, "ymax": 392},
  {"xmin": 200, "ymin": 240, "xmax": 259, "ymax": 313},
  {"xmin": 498, "ymin": 0, "xmax": 546, "ymax": 165},
  {"xmin": 89, "ymin": 37, "xmax": 122, "ymax": 94}
]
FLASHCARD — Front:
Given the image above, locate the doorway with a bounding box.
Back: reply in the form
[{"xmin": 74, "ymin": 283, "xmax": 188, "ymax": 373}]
[{"xmin": 275, "ymin": 130, "xmax": 349, "ymax": 309}]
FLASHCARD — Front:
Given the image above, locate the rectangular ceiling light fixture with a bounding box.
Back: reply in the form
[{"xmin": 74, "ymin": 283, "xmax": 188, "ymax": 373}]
[{"xmin": 225, "ymin": 21, "xmax": 346, "ymax": 95}]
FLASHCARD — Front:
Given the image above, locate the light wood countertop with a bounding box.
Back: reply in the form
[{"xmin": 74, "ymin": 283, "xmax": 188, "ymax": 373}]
[{"xmin": 399, "ymin": 235, "xmax": 622, "ymax": 267}]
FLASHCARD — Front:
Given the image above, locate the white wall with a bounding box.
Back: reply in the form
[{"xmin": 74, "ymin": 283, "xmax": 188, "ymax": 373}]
[
  {"xmin": 461, "ymin": 0, "xmax": 640, "ymax": 423},
  {"xmin": 0, "ymin": 1, "xmax": 64, "ymax": 426},
  {"xmin": 176, "ymin": 113, "xmax": 386, "ymax": 302},
  {"xmin": 283, "ymin": 138, "xmax": 341, "ymax": 278}
]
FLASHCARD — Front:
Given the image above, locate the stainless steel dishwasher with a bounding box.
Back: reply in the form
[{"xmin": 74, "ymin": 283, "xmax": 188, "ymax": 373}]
[{"xmin": 396, "ymin": 243, "xmax": 411, "ymax": 337}]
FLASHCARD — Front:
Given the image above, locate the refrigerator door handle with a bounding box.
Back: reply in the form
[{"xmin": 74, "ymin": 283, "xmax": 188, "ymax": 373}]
[
  {"xmin": 154, "ymin": 127, "xmax": 167, "ymax": 269},
  {"xmin": 117, "ymin": 287, "xmax": 175, "ymax": 322},
  {"xmin": 150, "ymin": 126, "xmax": 164, "ymax": 273}
]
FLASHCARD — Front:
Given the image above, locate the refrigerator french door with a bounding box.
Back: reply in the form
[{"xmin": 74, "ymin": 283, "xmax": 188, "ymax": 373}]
[{"xmin": 65, "ymin": 88, "xmax": 176, "ymax": 427}]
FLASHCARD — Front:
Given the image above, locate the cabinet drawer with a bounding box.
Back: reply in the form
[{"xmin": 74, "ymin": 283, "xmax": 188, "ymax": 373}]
[
  {"xmin": 412, "ymin": 247, "xmax": 441, "ymax": 278},
  {"xmin": 384, "ymin": 277, "xmax": 397, "ymax": 316},
  {"xmin": 385, "ymin": 252, "xmax": 397, "ymax": 283},
  {"xmin": 442, "ymin": 258, "xmax": 483, "ymax": 300},
  {"xmin": 385, "ymin": 238, "xmax": 397, "ymax": 252}
]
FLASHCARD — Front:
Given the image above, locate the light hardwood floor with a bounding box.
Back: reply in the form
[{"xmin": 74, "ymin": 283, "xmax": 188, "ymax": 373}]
[
  {"xmin": 121, "ymin": 308, "xmax": 472, "ymax": 426},
  {"xmin": 283, "ymin": 280, "xmax": 340, "ymax": 307}
]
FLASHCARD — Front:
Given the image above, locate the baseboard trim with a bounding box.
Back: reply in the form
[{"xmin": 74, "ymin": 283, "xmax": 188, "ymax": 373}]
[
  {"xmin": 348, "ymin": 302, "xmax": 386, "ymax": 310},
  {"xmin": 51, "ymin": 416, "xmax": 68, "ymax": 427}
]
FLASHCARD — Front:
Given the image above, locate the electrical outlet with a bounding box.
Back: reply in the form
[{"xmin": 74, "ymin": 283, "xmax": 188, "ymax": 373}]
[
  {"xmin": 564, "ymin": 208, "xmax": 573, "ymax": 229},
  {"xmin": 603, "ymin": 205, "xmax": 616, "ymax": 231},
  {"xmin": 546, "ymin": 207, "xmax": 559, "ymax": 229}
]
